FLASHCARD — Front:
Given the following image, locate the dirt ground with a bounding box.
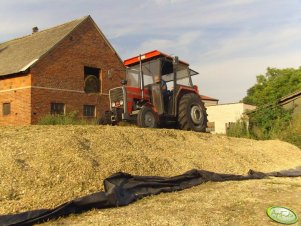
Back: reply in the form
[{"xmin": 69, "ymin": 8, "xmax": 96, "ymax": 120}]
[{"xmin": 0, "ymin": 125, "xmax": 300, "ymax": 225}]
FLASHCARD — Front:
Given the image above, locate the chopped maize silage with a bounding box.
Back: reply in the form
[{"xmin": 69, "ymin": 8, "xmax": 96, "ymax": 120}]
[{"xmin": 0, "ymin": 125, "xmax": 300, "ymax": 215}]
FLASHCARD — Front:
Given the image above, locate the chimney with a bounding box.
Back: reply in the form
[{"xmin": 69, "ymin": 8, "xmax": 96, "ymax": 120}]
[{"xmin": 32, "ymin": 26, "xmax": 39, "ymax": 34}]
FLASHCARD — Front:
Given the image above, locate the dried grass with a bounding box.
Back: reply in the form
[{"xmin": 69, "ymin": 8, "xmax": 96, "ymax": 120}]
[
  {"xmin": 0, "ymin": 125, "xmax": 301, "ymax": 224},
  {"xmin": 46, "ymin": 177, "xmax": 301, "ymax": 226}
]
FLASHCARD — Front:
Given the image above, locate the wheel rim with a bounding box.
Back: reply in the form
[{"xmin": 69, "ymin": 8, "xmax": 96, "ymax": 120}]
[
  {"xmin": 144, "ymin": 111, "xmax": 156, "ymax": 127},
  {"xmin": 190, "ymin": 105, "xmax": 203, "ymax": 124}
]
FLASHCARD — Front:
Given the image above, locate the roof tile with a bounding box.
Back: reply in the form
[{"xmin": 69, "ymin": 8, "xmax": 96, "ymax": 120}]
[{"xmin": 0, "ymin": 16, "xmax": 88, "ymax": 76}]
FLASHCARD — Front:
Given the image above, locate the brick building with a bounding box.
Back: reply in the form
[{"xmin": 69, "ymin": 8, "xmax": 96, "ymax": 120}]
[{"xmin": 0, "ymin": 16, "xmax": 125, "ymax": 125}]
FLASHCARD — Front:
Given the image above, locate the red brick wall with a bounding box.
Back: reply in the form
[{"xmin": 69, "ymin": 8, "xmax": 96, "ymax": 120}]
[
  {"xmin": 0, "ymin": 18, "xmax": 125, "ymax": 125},
  {"xmin": 0, "ymin": 74, "xmax": 31, "ymax": 90},
  {"xmin": 29, "ymin": 17, "xmax": 125, "ymax": 124},
  {"xmin": 31, "ymin": 89, "xmax": 109, "ymax": 123},
  {"xmin": 0, "ymin": 74, "xmax": 31, "ymax": 125}
]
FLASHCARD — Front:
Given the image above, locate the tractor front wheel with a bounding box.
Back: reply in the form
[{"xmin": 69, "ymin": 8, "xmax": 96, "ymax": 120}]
[
  {"xmin": 178, "ymin": 93, "xmax": 207, "ymax": 132},
  {"xmin": 98, "ymin": 111, "xmax": 112, "ymax": 125},
  {"xmin": 137, "ymin": 106, "xmax": 158, "ymax": 128}
]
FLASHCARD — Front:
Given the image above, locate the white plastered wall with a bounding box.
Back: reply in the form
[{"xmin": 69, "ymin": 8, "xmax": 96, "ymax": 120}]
[{"xmin": 207, "ymin": 103, "xmax": 256, "ymax": 134}]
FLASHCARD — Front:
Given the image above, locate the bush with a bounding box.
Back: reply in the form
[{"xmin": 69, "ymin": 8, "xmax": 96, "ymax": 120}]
[
  {"xmin": 248, "ymin": 104, "xmax": 292, "ymax": 139},
  {"xmin": 38, "ymin": 111, "xmax": 97, "ymax": 125},
  {"xmin": 227, "ymin": 105, "xmax": 301, "ymax": 149},
  {"xmin": 226, "ymin": 121, "xmax": 250, "ymax": 138},
  {"xmin": 275, "ymin": 115, "xmax": 301, "ymax": 148}
]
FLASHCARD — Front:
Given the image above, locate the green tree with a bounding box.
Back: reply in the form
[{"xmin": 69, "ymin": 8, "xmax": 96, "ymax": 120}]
[
  {"xmin": 248, "ymin": 104, "xmax": 292, "ymax": 139},
  {"xmin": 243, "ymin": 67, "xmax": 301, "ymax": 105},
  {"xmin": 235, "ymin": 67, "xmax": 301, "ymax": 147}
]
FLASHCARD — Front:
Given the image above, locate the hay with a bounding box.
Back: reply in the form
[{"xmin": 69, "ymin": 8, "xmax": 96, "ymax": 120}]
[
  {"xmin": 45, "ymin": 178, "xmax": 301, "ymax": 226},
  {"xmin": 0, "ymin": 125, "xmax": 301, "ymax": 216}
]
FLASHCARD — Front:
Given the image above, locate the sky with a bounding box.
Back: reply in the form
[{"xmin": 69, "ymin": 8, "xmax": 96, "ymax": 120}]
[{"xmin": 1, "ymin": 0, "xmax": 301, "ymax": 103}]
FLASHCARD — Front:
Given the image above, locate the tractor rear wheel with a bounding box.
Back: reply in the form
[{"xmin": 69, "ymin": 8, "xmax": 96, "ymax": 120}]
[
  {"xmin": 178, "ymin": 93, "xmax": 207, "ymax": 132},
  {"xmin": 137, "ymin": 106, "xmax": 158, "ymax": 128}
]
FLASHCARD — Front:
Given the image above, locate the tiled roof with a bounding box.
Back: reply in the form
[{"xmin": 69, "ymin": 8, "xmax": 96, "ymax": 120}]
[
  {"xmin": 279, "ymin": 89, "xmax": 301, "ymax": 105},
  {"xmin": 0, "ymin": 16, "xmax": 89, "ymax": 76}
]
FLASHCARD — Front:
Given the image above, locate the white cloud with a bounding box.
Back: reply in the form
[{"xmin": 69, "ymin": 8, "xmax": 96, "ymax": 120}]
[
  {"xmin": 108, "ymin": 27, "xmax": 137, "ymax": 39},
  {"xmin": 1, "ymin": 0, "xmax": 301, "ymax": 103},
  {"xmin": 193, "ymin": 52, "xmax": 301, "ymax": 103},
  {"xmin": 199, "ymin": 26, "xmax": 301, "ymax": 61},
  {"xmin": 135, "ymin": 31, "xmax": 201, "ymax": 55},
  {"xmin": 154, "ymin": 0, "xmax": 188, "ymax": 6}
]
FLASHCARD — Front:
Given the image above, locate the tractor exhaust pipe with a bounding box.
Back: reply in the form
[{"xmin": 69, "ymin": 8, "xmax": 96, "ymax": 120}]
[{"xmin": 139, "ymin": 54, "xmax": 144, "ymax": 99}]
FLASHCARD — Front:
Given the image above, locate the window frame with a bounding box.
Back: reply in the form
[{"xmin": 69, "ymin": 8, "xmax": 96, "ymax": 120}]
[
  {"xmin": 83, "ymin": 105, "xmax": 96, "ymax": 117},
  {"xmin": 84, "ymin": 66, "xmax": 100, "ymax": 93},
  {"xmin": 50, "ymin": 103, "xmax": 65, "ymax": 115},
  {"xmin": 2, "ymin": 103, "xmax": 11, "ymax": 116}
]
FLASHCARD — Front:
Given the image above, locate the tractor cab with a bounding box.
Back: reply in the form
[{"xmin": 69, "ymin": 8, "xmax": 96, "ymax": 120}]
[{"xmin": 124, "ymin": 50, "xmax": 199, "ymax": 117}]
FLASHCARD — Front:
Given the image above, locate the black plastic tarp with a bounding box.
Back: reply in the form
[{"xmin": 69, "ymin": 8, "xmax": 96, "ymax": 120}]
[{"xmin": 1, "ymin": 167, "xmax": 301, "ymax": 226}]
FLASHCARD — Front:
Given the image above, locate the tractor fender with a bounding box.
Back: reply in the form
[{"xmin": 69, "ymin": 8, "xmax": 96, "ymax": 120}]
[
  {"xmin": 175, "ymin": 86, "xmax": 199, "ymax": 116},
  {"xmin": 141, "ymin": 102, "xmax": 158, "ymax": 114}
]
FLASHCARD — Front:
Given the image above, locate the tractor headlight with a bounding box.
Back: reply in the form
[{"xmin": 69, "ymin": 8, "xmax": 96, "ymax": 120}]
[
  {"xmin": 111, "ymin": 102, "xmax": 116, "ymax": 107},
  {"xmin": 119, "ymin": 100, "xmax": 124, "ymax": 105}
]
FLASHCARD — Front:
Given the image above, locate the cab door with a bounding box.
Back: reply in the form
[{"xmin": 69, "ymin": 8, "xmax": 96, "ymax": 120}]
[{"xmin": 149, "ymin": 83, "xmax": 164, "ymax": 115}]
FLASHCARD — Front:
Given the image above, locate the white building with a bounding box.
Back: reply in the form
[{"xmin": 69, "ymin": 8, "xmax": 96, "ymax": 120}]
[{"xmin": 206, "ymin": 103, "xmax": 256, "ymax": 134}]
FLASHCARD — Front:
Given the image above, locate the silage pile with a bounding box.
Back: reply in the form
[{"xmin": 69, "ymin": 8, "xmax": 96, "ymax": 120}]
[{"xmin": 0, "ymin": 125, "xmax": 301, "ymax": 215}]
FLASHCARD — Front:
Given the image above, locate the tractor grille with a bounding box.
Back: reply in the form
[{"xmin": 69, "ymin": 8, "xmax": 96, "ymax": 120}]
[{"xmin": 109, "ymin": 87, "xmax": 124, "ymax": 103}]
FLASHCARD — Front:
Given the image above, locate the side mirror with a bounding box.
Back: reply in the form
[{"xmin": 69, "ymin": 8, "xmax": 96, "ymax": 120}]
[
  {"xmin": 173, "ymin": 56, "xmax": 179, "ymax": 65},
  {"xmin": 121, "ymin": 79, "xmax": 127, "ymax": 85}
]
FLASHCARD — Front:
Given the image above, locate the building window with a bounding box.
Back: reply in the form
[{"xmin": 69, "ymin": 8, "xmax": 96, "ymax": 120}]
[
  {"xmin": 51, "ymin": 103, "xmax": 65, "ymax": 115},
  {"xmin": 84, "ymin": 66, "xmax": 100, "ymax": 93},
  {"xmin": 83, "ymin": 105, "xmax": 95, "ymax": 117},
  {"xmin": 3, "ymin": 103, "xmax": 11, "ymax": 116}
]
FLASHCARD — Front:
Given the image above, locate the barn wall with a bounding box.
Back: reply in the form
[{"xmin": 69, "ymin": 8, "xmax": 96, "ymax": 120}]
[
  {"xmin": 0, "ymin": 74, "xmax": 32, "ymax": 125},
  {"xmin": 29, "ymin": 18, "xmax": 124, "ymax": 123}
]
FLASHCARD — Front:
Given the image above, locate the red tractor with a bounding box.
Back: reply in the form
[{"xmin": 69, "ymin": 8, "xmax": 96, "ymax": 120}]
[{"xmin": 100, "ymin": 50, "xmax": 207, "ymax": 132}]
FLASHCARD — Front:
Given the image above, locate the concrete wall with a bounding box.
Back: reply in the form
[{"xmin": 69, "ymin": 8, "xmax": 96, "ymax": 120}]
[{"xmin": 207, "ymin": 103, "xmax": 256, "ymax": 134}]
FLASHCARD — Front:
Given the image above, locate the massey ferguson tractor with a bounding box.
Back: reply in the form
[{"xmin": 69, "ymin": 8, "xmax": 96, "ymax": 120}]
[{"xmin": 100, "ymin": 50, "xmax": 207, "ymax": 132}]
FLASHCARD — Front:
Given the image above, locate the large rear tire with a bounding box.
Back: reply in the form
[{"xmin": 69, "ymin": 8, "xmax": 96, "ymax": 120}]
[
  {"xmin": 137, "ymin": 106, "xmax": 158, "ymax": 128},
  {"xmin": 178, "ymin": 93, "xmax": 207, "ymax": 132}
]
